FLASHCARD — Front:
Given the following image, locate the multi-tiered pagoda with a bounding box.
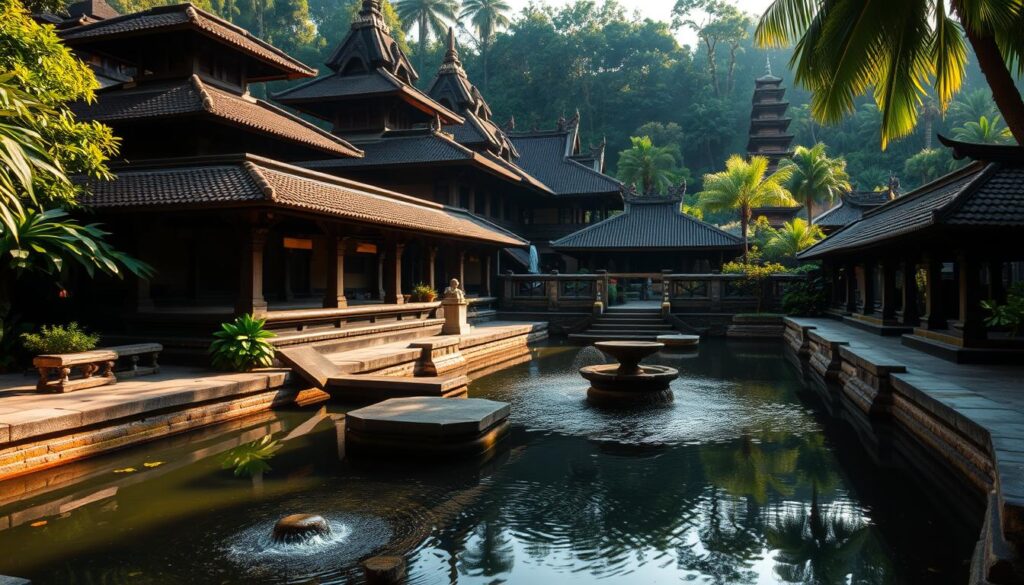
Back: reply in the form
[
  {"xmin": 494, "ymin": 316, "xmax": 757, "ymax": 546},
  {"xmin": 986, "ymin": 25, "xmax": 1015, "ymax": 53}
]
[{"xmin": 746, "ymin": 59, "xmax": 795, "ymax": 170}]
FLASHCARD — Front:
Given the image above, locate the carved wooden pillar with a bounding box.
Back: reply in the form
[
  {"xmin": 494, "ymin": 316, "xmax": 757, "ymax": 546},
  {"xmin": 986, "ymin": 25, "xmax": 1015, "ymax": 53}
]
[
  {"xmin": 377, "ymin": 251, "xmax": 386, "ymax": 300},
  {"xmin": 957, "ymin": 250, "xmax": 985, "ymax": 345},
  {"xmin": 236, "ymin": 226, "xmax": 269, "ymax": 317},
  {"xmin": 427, "ymin": 246, "xmax": 438, "ymax": 290},
  {"xmin": 860, "ymin": 260, "xmax": 876, "ymax": 315},
  {"xmin": 844, "ymin": 262, "xmax": 857, "ymax": 313},
  {"xmin": 383, "ymin": 240, "xmax": 405, "ymax": 305},
  {"xmin": 448, "ymin": 182, "xmax": 459, "ymax": 207},
  {"xmin": 922, "ymin": 255, "xmax": 947, "ymax": 329},
  {"xmin": 900, "ymin": 257, "xmax": 920, "ymax": 326},
  {"xmin": 324, "ymin": 234, "xmax": 348, "ymax": 308},
  {"xmin": 457, "ymin": 249, "xmax": 466, "ymax": 291},
  {"xmin": 483, "ymin": 253, "xmax": 492, "ymax": 296},
  {"xmin": 879, "ymin": 260, "xmax": 898, "ymax": 321}
]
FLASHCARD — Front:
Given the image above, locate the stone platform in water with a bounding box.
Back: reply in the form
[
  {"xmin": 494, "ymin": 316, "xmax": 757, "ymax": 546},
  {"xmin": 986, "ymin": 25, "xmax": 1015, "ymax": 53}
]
[
  {"xmin": 657, "ymin": 334, "xmax": 700, "ymax": 348},
  {"xmin": 346, "ymin": 397, "xmax": 510, "ymax": 458}
]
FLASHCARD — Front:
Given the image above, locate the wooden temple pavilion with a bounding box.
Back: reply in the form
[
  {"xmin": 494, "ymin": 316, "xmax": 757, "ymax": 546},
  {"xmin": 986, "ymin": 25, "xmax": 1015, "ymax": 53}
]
[
  {"xmin": 813, "ymin": 187, "xmax": 897, "ymax": 235},
  {"xmin": 275, "ymin": 11, "xmax": 622, "ymax": 274},
  {"xmin": 44, "ymin": 2, "xmax": 525, "ymax": 349},
  {"xmin": 799, "ymin": 136, "xmax": 1024, "ymax": 363},
  {"xmin": 551, "ymin": 187, "xmax": 743, "ymax": 273}
]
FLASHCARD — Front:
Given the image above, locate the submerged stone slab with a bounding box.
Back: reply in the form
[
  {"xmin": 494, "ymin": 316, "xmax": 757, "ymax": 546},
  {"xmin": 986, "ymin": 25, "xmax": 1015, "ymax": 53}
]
[
  {"xmin": 346, "ymin": 397, "xmax": 510, "ymax": 458},
  {"xmin": 657, "ymin": 334, "xmax": 700, "ymax": 348}
]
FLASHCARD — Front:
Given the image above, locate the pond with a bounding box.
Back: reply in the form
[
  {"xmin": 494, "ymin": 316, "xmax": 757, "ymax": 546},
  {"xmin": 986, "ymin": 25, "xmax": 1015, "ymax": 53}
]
[{"xmin": 0, "ymin": 339, "xmax": 979, "ymax": 584}]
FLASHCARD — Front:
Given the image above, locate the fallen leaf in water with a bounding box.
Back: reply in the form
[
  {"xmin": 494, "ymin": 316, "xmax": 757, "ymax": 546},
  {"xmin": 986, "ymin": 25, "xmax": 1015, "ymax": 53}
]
[
  {"xmin": 113, "ymin": 468, "xmax": 137, "ymax": 474},
  {"xmin": 128, "ymin": 571, "xmax": 143, "ymax": 577},
  {"xmin": 30, "ymin": 521, "xmax": 47, "ymax": 527},
  {"xmin": 142, "ymin": 461, "xmax": 164, "ymax": 468}
]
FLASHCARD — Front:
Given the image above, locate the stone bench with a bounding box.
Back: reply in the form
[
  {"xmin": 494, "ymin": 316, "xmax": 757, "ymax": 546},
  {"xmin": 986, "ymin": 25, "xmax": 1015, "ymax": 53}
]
[{"xmin": 33, "ymin": 343, "xmax": 162, "ymax": 393}]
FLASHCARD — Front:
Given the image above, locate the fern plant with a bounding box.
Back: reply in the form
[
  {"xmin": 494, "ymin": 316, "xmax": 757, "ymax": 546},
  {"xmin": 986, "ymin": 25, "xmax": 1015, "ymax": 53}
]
[
  {"xmin": 209, "ymin": 314, "xmax": 276, "ymax": 371},
  {"xmin": 220, "ymin": 435, "xmax": 281, "ymax": 477}
]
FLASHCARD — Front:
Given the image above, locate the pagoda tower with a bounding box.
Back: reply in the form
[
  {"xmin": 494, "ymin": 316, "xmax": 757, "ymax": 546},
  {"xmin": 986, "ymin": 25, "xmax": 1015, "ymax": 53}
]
[{"xmin": 746, "ymin": 58, "xmax": 794, "ymax": 171}]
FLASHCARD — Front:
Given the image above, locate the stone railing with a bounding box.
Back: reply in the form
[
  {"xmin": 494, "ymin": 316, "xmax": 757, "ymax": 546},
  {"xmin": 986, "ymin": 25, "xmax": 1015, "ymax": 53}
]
[
  {"xmin": 500, "ymin": 272, "xmax": 604, "ymax": 312},
  {"xmin": 661, "ymin": 273, "xmax": 802, "ymax": 313},
  {"xmin": 499, "ymin": 271, "xmax": 803, "ymax": 314}
]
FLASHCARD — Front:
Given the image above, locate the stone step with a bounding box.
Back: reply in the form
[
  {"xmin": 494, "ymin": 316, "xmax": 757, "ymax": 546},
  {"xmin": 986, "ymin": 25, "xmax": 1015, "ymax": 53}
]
[
  {"xmin": 588, "ymin": 323, "xmax": 673, "ymax": 331},
  {"xmin": 594, "ymin": 316, "xmax": 665, "ymax": 322},
  {"xmin": 569, "ymin": 333, "xmax": 661, "ymax": 342}
]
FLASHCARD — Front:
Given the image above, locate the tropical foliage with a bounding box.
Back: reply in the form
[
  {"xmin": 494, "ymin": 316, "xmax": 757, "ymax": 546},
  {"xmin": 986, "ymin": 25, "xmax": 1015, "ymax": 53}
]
[
  {"xmin": 982, "ymin": 283, "xmax": 1024, "ymax": 338},
  {"xmin": 459, "ymin": 0, "xmax": 511, "ymax": 89},
  {"xmin": 394, "ymin": 0, "xmax": 459, "ymax": 71},
  {"xmin": 952, "ymin": 114, "xmax": 1014, "ymax": 144},
  {"xmin": 20, "ymin": 322, "xmax": 99, "ymax": 354},
  {"xmin": 616, "ymin": 136, "xmax": 680, "ymax": 195},
  {"xmin": 697, "ymin": 155, "xmax": 796, "ymax": 260},
  {"xmin": 777, "ymin": 144, "xmax": 851, "ymax": 225},
  {"xmin": 763, "ymin": 218, "xmax": 824, "ymax": 265},
  {"xmin": 755, "ymin": 0, "xmax": 1024, "ymax": 148},
  {"xmin": 209, "ymin": 314, "xmax": 277, "ymax": 371}
]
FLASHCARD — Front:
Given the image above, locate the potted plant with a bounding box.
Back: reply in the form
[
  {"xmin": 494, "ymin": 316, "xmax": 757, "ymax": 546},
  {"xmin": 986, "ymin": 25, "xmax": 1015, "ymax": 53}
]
[
  {"xmin": 411, "ymin": 283, "xmax": 438, "ymax": 303},
  {"xmin": 21, "ymin": 322, "xmax": 100, "ymax": 355},
  {"xmin": 209, "ymin": 314, "xmax": 276, "ymax": 372}
]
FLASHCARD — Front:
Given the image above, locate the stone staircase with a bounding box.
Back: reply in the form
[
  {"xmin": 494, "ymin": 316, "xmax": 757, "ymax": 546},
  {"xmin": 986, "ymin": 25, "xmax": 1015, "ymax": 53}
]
[{"xmin": 569, "ymin": 306, "xmax": 674, "ymax": 343}]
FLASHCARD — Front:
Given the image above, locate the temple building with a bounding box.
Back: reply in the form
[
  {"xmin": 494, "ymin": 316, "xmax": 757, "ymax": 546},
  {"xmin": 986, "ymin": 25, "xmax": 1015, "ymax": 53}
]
[
  {"xmin": 274, "ymin": 8, "xmax": 623, "ymax": 274},
  {"xmin": 551, "ymin": 187, "xmax": 742, "ymax": 273},
  {"xmin": 799, "ymin": 136, "xmax": 1024, "ymax": 363},
  {"xmin": 813, "ymin": 181, "xmax": 899, "ymax": 235},
  {"xmin": 748, "ymin": 60, "xmax": 802, "ymax": 227},
  {"xmin": 45, "ymin": 2, "xmax": 525, "ymax": 355}
]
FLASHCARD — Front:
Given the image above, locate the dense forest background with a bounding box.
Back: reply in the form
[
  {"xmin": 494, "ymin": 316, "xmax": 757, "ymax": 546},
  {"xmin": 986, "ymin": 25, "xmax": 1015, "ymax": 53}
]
[{"xmin": 59, "ymin": 0, "xmax": 1012, "ymax": 191}]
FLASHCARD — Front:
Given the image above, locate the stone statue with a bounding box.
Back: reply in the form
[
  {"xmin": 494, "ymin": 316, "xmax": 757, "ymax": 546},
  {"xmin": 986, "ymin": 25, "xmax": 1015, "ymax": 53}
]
[{"xmin": 443, "ymin": 278, "xmax": 465, "ymax": 302}]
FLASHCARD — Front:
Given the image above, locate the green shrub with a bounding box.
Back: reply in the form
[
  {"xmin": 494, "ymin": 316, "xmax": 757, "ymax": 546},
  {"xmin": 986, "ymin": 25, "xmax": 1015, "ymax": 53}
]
[
  {"xmin": 209, "ymin": 314, "xmax": 276, "ymax": 371},
  {"xmin": 782, "ymin": 275, "xmax": 828, "ymax": 316},
  {"xmin": 411, "ymin": 282, "xmax": 437, "ymax": 302},
  {"xmin": 21, "ymin": 322, "xmax": 99, "ymax": 354},
  {"xmin": 982, "ymin": 283, "xmax": 1024, "ymax": 338}
]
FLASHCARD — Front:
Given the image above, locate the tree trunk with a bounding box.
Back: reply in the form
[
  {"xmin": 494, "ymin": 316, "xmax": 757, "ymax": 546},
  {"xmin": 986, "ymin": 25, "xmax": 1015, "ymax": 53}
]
[
  {"xmin": 741, "ymin": 205, "xmax": 750, "ymax": 262},
  {"xmin": 705, "ymin": 38, "xmax": 720, "ymax": 97},
  {"xmin": 961, "ymin": 25, "xmax": 1024, "ymax": 144},
  {"xmin": 806, "ymin": 195, "xmax": 814, "ymax": 225},
  {"xmin": 923, "ymin": 115, "xmax": 934, "ymax": 150},
  {"xmin": 483, "ymin": 42, "xmax": 490, "ymax": 92},
  {"xmin": 419, "ymin": 16, "xmax": 428, "ymax": 78}
]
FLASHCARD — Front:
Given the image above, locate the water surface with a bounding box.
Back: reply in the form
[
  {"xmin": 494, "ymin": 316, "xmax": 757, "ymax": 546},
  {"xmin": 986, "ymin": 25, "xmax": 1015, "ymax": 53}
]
[{"xmin": 0, "ymin": 339, "xmax": 978, "ymax": 584}]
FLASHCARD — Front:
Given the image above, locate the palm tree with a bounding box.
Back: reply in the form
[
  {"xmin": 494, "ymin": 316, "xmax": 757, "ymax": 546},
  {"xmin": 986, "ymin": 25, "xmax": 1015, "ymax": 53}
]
[
  {"xmin": 777, "ymin": 143, "xmax": 851, "ymax": 225},
  {"xmin": 697, "ymin": 155, "xmax": 796, "ymax": 261},
  {"xmin": 616, "ymin": 136, "xmax": 679, "ymax": 195},
  {"xmin": 394, "ymin": 0, "xmax": 459, "ymax": 74},
  {"xmin": 459, "ymin": 0, "xmax": 511, "ymax": 91},
  {"xmin": 764, "ymin": 218, "xmax": 824, "ymax": 264},
  {"xmin": 950, "ymin": 88, "xmax": 998, "ymax": 127},
  {"xmin": 756, "ymin": 0, "xmax": 1024, "ymax": 148},
  {"xmin": 952, "ymin": 114, "xmax": 1014, "ymax": 144}
]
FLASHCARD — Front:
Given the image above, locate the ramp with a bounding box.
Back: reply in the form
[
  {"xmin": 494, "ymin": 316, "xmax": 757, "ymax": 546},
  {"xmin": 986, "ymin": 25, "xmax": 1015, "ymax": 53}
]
[{"xmin": 277, "ymin": 346, "xmax": 468, "ymax": 401}]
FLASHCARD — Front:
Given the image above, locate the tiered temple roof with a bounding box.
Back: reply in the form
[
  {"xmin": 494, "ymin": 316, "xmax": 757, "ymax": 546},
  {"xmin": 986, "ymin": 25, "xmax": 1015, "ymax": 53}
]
[
  {"xmin": 508, "ymin": 114, "xmax": 622, "ymax": 198},
  {"xmin": 79, "ymin": 155, "xmax": 526, "ymax": 247},
  {"xmin": 552, "ymin": 188, "xmax": 740, "ymax": 252},
  {"xmin": 274, "ymin": 0, "xmax": 461, "ymax": 126},
  {"xmin": 813, "ymin": 188, "xmax": 896, "ymax": 234},
  {"xmin": 800, "ymin": 137, "xmax": 1024, "ymax": 259},
  {"xmin": 427, "ymin": 29, "xmax": 518, "ymax": 160},
  {"xmin": 746, "ymin": 59, "xmax": 794, "ymax": 170}
]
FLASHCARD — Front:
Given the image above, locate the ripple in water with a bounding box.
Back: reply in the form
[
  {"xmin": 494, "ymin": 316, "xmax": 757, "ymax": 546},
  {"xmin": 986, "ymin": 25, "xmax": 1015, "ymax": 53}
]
[{"xmin": 225, "ymin": 514, "xmax": 391, "ymax": 577}]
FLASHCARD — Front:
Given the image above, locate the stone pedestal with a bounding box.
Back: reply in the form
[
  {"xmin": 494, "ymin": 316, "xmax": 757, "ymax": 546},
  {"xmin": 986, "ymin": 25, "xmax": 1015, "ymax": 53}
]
[{"xmin": 441, "ymin": 278, "xmax": 472, "ymax": 336}]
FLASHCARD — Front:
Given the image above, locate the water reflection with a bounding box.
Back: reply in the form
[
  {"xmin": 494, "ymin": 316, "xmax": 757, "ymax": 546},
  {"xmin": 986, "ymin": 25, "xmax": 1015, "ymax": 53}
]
[{"xmin": 0, "ymin": 339, "xmax": 976, "ymax": 585}]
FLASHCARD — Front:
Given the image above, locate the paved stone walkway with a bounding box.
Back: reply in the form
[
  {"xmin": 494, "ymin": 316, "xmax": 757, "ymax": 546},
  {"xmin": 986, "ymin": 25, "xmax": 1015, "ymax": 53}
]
[
  {"xmin": 791, "ymin": 318, "xmax": 1024, "ymax": 412},
  {"xmin": 0, "ymin": 367, "xmax": 288, "ymax": 446}
]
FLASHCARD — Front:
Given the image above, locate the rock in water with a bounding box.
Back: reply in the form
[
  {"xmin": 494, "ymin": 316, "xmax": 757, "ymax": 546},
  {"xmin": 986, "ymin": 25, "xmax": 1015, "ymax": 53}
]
[
  {"xmin": 271, "ymin": 514, "xmax": 331, "ymax": 544},
  {"xmin": 363, "ymin": 556, "xmax": 406, "ymax": 584}
]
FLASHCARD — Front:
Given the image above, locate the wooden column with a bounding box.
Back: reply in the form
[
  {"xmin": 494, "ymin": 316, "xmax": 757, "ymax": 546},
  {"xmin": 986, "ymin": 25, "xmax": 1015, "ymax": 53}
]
[
  {"xmin": 844, "ymin": 262, "xmax": 857, "ymax": 313},
  {"xmin": 484, "ymin": 193, "xmax": 492, "ymax": 217},
  {"xmin": 457, "ymin": 249, "xmax": 466, "ymax": 290},
  {"xmin": 383, "ymin": 240, "xmax": 405, "ymax": 305},
  {"xmin": 859, "ymin": 260, "xmax": 876, "ymax": 315},
  {"xmin": 468, "ymin": 187, "xmax": 476, "ymax": 213},
  {"xmin": 324, "ymin": 235, "xmax": 348, "ymax": 308},
  {"xmin": 483, "ymin": 253, "xmax": 493, "ymax": 296},
  {"xmin": 448, "ymin": 182, "xmax": 459, "ymax": 207},
  {"xmin": 236, "ymin": 227, "xmax": 269, "ymax": 317},
  {"xmin": 377, "ymin": 251, "xmax": 386, "ymax": 300},
  {"xmin": 427, "ymin": 246, "xmax": 438, "ymax": 290},
  {"xmin": 957, "ymin": 250, "xmax": 985, "ymax": 345},
  {"xmin": 900, "ymin": 257, "xmax": 920, "ymax": 326},
  {"xmin": 879, "ymin": 260, "xmax": 898, "ymax": 321},
  {"xmin": 922, "ymin": 255, "xmax": 947, "ymax": 329}
]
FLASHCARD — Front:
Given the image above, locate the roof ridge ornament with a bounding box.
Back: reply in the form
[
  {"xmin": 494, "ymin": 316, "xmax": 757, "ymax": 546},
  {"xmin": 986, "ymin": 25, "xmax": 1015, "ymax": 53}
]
[{"xmin": 765, "ymin": 55, "xmax": 772, "ymax": 76}]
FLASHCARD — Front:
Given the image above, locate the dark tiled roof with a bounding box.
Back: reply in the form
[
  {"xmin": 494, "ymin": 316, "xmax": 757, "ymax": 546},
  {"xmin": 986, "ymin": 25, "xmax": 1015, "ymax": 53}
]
[
  {"xmin": 553, "ymin": 197, "xmax": 742, "ymax": 250},
  {"xmin": 798, "ymin": 161, "xmax": 1023, "ymax": 258},
  {"xmin": 70, "ymin": 77, "xmax": 361, "ymax": 157},
  {"xmin": 59, "ymin": 3, "xmax": 315, "ymax": 79},
  {"xmin": 273, "ymin": 68, "xmax": 463, "ymax": 124},
  {"xmin": 508, "ymin": 132, "xmax": 622, "ymax": 196},
  {"xmin": 813, "ymin": 191, "xmax": 892, "ymax": 228},
  {"xmin": 302, "ymin": 131, "xmax": 550, "ymax": 192},
  {"xmin": 67, "ymin": 0, "xmax": 119, "ymax": 20},
  {"xmin": 79, "ymin": 155, "xmax": 527, "ymax": 246}
]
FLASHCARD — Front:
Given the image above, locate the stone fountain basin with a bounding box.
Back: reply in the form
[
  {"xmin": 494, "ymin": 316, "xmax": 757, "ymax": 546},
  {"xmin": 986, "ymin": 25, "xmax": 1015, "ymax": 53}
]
[{"xmin": 579, "ymin": 364, "xmax": 679, "ymax": 392}]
